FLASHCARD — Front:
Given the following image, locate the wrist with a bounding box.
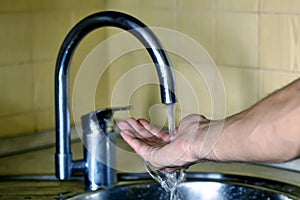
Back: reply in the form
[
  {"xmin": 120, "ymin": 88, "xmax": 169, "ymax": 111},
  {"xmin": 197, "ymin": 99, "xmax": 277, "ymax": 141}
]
[
  {"xmin": 192, "ymin": 119, "xmax": 227, "ymax": 162},
  {"xmin": 208, "ymin": 113, "xmax": 250, "ymax": 162}
]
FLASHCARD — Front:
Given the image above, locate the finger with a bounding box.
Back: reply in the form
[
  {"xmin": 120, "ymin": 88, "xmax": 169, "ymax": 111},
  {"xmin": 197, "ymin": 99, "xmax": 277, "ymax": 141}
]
[
  {"xmin": 118, "ymin": 120, "xmax": 146, "ymax": 139},
  {"xmin": 126, "ymin": 118, "xmax": 156, "ymax": 138},
  {"xmin": 117, "ymin": 121, "xmax": 132, "ymax": 131},
  {"xmin": 138, "ymin": 119, "xmax": 170, "ymax": 142},
  {"xmin": 120, "ymin": 129, "xmax": 143, "ymax": 151},
  {"xmin": 120, "ymin": 129, "xmax": 155, "ymax": 160}
]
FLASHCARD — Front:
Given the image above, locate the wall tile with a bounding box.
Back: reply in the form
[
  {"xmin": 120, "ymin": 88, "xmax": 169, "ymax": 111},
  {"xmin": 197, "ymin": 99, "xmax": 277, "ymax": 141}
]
[
  {"xmin": 70, "ymin": 49, "xmax": 111, "ymax": 123},
  {"xmin": 103, "ymin": 53, "xmax": 163, "ymax": 121},
  {"xmin": 258, "ymin": 70, "xmax": 300, "ymax": 100},
  {"xmin": 141, "ymin": 0, "xmax": 174, "ymax": 9},
  {"xmin": 0, "ymin": 13, "xmax": 31, "ymax": 65},
  {"xmin": 30, "ymin": 0, "xmax": 105, "ymax": 11},
  {"xmin": 0, "ymin": 0, "xmax": 30, "ymax": 12},
  {"xmin": 35, "ymin": 109, "xmax": 54, "ymax": 132},
  {"xmin": 140, "ymin": 9, "xmax": 175, "ymax": 29},
  {"xmin": 216, "ymin": 0, "xmax": 259, "ymax": 12},
  {"xmin": 174, "ymin": 61, "xmax": 212, "ymax": 118},
  {"xmin": 2, "ymin": 0, "xmax": 300, "ymax": 138},
  {"xmin": 261, "ymin": 0, "xmax": 300, "ymax": 14},
  {"xmin": 178, "ymin": 11, "xmax": 215, "ymax": 61},
  {"xmin": 31, "ymin": 11, "xmax": 73, "ymax": 62},
  {"xmin": 0, "ymin": 113, "xmax": 36, "ymax": 138},
  {"xmin": 68, "ymin": 15, "xmax": 109, "ymax": 111},
  {"xmin": 34, "ymin": 61, "xmax": 55, "ymax": 110},
  {"xmin": 0, "ymin": 64, "xmax": 35, "ymax": 116},
  {"xmin": 72, "ymin": 9, "xmax": 106, "ymax": 25},
  {"xmin": 126, "ymin": 84, "xmax": 162, "ymax": 124},
  {"xmin": 259, "ymin": 15, "xmax": 281, "ymax": 69},
  {"xmin": 218, "ymin": 65, "xmax": 259, "ymax": 116},
  {"xmin": 259, "ymin": 14, "xmax": 300, "ymax": 71},
  {"xmin": 69, "ymin": 16, "xmax": 107, "ymax": 81},
  {"xmin": 29, "ymin": 0, "xmax": 70, "ymax": 12},
  {"xmin": 0, "ymin": 1, "xmax": 109, "ymax": 137},
  {"xmin": 177, "ymin": 0, "xmax": 215, "ymax": 10},
  {"xmin": 106, "ymin": 0, "xmax": 139, "ymax": 10},
  {"xmin": 215, "ymin": 12, "xmax": 258, "ymax": 68},
  {"xmin": 105, "ymin": 50, "xmax": 146, "ymax": 101},
  {"xmin": 65, "ymin": 0, "xmax": 105, "ymax": 10}
]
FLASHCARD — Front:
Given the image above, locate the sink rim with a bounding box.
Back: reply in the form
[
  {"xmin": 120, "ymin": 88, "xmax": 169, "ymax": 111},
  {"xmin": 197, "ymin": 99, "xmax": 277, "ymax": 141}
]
[
  {"xmin": 69, "ymin": 172, "xmax": 300, "ymax": 199},
  {"xmin": 1, "ymin": 172, "xmax": 299, "ymax": 199}
]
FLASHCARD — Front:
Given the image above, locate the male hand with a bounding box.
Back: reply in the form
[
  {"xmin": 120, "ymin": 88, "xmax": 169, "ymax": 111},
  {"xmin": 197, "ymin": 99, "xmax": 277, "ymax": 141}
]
[{"xmin": 118, "ymin": 114, "xmax": 217, "ymax": 169}]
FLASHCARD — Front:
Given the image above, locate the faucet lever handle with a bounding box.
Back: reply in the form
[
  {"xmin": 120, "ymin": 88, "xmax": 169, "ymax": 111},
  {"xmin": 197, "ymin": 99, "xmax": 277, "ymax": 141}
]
[
  {"xmin": 96, "ymin": 106, "xmax": 133, "ymax": 119},
  {"xmin": 95, "ymin": 106, "xmax": 133, "ymax": 132}
]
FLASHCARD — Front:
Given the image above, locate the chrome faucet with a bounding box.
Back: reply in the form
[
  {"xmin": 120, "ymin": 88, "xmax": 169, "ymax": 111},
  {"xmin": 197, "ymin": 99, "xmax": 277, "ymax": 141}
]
[{"xmin": 54, "ymin": 11, "xmax": 176, "ymax": 190}]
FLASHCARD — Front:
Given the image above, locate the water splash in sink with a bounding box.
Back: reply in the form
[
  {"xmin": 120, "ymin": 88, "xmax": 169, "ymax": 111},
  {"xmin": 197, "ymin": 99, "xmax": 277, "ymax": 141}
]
[
  {"xmin": 144, "ymin": 161, "xmax": 185, "ymax": 200},
  {"xmin": 144, "ymin": 103, "xmax": 186, "ymax": 200}
]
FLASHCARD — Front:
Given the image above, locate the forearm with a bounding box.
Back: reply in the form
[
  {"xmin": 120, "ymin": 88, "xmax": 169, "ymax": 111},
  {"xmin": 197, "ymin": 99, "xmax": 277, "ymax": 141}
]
[{"xmin": 211, "ymin": 78, "xmax": 300, "ymax": 163}]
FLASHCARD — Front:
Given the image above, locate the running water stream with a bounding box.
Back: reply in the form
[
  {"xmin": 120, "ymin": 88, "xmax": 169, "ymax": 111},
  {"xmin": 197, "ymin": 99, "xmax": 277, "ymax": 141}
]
[
  {"xmin": 145, "ymin": 103, "xmax": 186, "ymax": 200},
  {"xmin": 166, "ymin": 103, "xmax": 176, "ymax": 140}
]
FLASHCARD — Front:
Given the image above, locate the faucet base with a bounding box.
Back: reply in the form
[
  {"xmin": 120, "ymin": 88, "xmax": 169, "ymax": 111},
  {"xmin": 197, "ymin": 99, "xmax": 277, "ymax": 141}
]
[{"xmin": 55, "ymin": 153, "xmax": 72, "ymax": 180}]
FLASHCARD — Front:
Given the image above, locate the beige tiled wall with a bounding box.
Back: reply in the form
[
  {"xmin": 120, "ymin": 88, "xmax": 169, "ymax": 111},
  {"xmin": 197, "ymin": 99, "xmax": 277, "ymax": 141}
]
[
  {"xmin": 1, "ymin": 0, "xmax": 300, "ymax": 137},
  {"xmin": 106, "ymin": 0, "xmax": 300, "ymax": 122},
  {"xmin": 0, "ymin": 0, "xmax": 106, "ymax": 137}
]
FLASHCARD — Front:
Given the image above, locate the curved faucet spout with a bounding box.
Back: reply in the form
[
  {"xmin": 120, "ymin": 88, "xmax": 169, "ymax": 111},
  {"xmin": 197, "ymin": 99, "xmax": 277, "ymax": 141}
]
[{"xmin": 55, "ymin": 11, "xmax": 176, "ymax": 180}]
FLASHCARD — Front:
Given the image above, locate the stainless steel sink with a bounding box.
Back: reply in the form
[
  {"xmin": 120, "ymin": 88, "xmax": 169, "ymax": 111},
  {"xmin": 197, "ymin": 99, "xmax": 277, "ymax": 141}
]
[
  {"xmin": 1, "ymin": 172, "xmax": 299, "ymax": 199},
  {"xmin": 0, "ymin": 175, "xmax": 84, "ymax": 199},
  {"xmin": 68, "ymin": 172, "xmax": 300, "ymax": 200}
]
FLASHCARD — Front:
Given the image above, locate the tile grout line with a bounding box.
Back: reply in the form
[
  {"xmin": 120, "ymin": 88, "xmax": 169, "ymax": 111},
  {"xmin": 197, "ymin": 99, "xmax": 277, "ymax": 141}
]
[{"xmin": 257, "ymin": 0, "xmax": 262, "ymax": 101}]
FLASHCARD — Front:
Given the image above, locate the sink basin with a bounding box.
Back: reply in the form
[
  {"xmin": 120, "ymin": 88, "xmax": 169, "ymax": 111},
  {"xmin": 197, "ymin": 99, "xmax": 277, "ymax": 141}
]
[{"xmin": 69, "ymin": 172, "xmax": 300, "ymax": 200}]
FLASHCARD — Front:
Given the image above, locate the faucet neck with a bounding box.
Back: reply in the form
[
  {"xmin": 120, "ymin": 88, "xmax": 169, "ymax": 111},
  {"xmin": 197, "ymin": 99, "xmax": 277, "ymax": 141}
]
[{"xmin": 55, "ymin": 11, "xmax": 176, "ymax": 180}]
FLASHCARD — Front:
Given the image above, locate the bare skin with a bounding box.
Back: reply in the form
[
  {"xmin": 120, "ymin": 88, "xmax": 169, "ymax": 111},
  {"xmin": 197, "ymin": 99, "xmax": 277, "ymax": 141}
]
[{"xmin": 118, "ymin": 78, "xmax": 300, "ymax": 170}]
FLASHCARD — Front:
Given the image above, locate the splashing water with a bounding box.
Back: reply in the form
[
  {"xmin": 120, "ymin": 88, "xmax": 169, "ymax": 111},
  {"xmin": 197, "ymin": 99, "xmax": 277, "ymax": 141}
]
[
  {"xmin": 144, "ymin": 103, "xmax": 186, "ymax": 200},
  {"xmin": 144, "ymin": 161, "xmax": 185, "ymax": 200}
]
